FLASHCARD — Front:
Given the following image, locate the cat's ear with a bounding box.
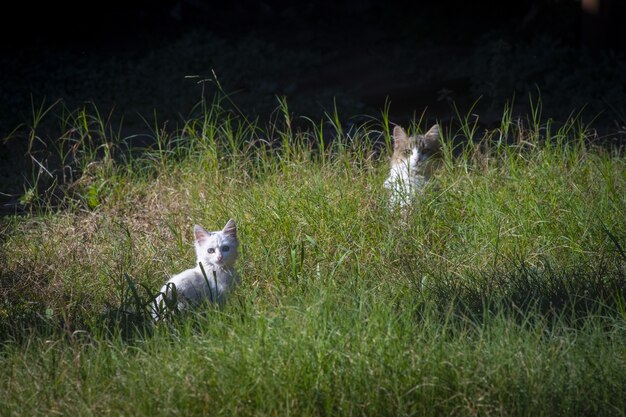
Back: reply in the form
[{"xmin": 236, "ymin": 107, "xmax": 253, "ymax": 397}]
[
  {"xmin": 423, "ymin": 124, "xmax": 440, "ymax": 148},
  {"xmin": 424, "ymin": 124, "xmax": 440, "ymax": 140},
  {"xmin": 194, "ymin": 224, "xmax": 212, "ymax": 245},
  {"xmin": 222, "ymin": 218, "xmax": 237, "ymax": 239},
  {"xmin": 393, "ymin": 126, "xmax": 409, "ymax": 149}
]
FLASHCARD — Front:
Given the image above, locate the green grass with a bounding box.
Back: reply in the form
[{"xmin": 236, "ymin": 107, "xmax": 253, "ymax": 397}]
[{"xmin": 1, "ymin": 96, "xmax": 625, "ymax": 416}]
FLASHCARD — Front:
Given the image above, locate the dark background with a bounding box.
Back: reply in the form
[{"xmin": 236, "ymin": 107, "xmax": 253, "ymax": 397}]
[
  {"xmin": 1, "ymin": 0, "xmax": 625, "ymax": 210},
  {"xmin": 2, "ymin": 0, "xmax": 625, "ymax": 130}
]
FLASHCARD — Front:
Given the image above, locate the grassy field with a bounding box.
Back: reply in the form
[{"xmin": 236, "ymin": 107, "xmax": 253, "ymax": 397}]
[{"xmin": 1, "ymin": 96, "xmax": 625, "ymax": 416}]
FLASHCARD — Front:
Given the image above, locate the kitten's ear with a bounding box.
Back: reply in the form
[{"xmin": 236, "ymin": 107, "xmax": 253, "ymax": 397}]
[
  {"xmin": 424, "ymin": 124, "xmax": 440, "ymax": 140},
  {"xmin": 194, "ymin": 224, "xmax": 212, "ymax": 245},
  {"xmin": 393, "ymin": 126, "xmax": 409, "ymax": 149},
  {"xmin": 222, "ymin": 218, "xmax": 237, "ymax": 239},
  {"xmin": 423, "ymin": 124, "xmax": 441, "ymax": 149}
]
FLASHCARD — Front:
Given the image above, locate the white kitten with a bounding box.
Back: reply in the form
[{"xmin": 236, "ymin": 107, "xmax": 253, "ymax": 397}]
[
  {"xmin": 383, "ymin": 124, "xmax": 442, "ymax": 208},
  {"xmin": 152, "ymin": 219, "xmax": 240, "ymax": 320}
]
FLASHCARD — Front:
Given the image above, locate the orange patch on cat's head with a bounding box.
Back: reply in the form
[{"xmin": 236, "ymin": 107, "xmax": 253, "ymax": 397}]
[{"xmin": 392, "ymin": 126, "xmax": 410, "ymax": 150}]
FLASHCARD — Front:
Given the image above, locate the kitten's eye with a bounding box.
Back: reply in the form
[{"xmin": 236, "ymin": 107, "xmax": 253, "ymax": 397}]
[
  {"xmin": 207, "ymin": 248, "xmax": 215, "ymax": 254},
  {"xmin": 222, "ymin": 245, "xmax": 230, "ymax": 252},
  {"xmin": 405, "ymin": 149, "xmax": 413, "ymax": 156}
]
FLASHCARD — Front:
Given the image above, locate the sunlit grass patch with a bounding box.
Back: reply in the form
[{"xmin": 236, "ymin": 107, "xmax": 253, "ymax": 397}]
[{"xmin": 0, "ymin": 95, "xmax": 625, "ymax": 416}]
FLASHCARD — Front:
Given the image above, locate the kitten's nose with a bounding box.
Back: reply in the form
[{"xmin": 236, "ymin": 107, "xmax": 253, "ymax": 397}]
[{"xmin": 216, "ymin": 254, "xmax": 223, "ymax": 262}]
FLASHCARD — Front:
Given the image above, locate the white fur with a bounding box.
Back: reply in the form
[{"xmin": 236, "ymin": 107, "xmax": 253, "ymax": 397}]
[
  {"xmin": 152, "ymin": 219, "xmax": 240, "ymax": 320},
  {"xmin": 383, "ymin": 155, "xmax": 428, "ymax": 207}
]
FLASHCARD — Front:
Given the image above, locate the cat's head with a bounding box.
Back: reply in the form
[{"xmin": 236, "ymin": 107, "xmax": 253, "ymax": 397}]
[
  {"xmin": 391, "ymin": 124, "xmax": 442, "ymax": 178},
  {"xmin": 193, "ymin": 219, "xmax": 239, "ymax": 268}
]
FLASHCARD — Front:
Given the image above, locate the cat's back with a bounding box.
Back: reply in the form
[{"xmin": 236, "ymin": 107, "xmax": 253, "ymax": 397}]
[
  {"xmin": 161, "ymin": 265, "xmax": 238, "ymax": 303},
  {"xmin": 159, "ymin": 267, "xmax": 214, "ymax": 304},
  {"xmin": 164, "ymin": 267, "xmax": 204, "ymax": 292}
]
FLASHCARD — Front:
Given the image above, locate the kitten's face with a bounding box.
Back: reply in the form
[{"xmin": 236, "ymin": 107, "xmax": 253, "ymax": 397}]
[
  {"xmin": 391, "ymin": 125, "xmax": 441, "ymax": 178},
  {"xmin": 194, "ymin": 219, "xmax": 239, "ymax": 268}
]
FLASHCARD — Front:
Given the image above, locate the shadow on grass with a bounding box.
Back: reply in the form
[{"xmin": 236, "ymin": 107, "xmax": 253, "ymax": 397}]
[
  {"xmin": 423, "ymin": 253, "xmax": 626, "ymax": 327},
  {"xmin": 0, "ymin": 268, "xmax": 156, "ymax": 345}
]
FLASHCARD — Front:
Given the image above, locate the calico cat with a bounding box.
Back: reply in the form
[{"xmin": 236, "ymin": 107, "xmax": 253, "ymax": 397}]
[
  {"xmin": 152, "ymin": 219, "xmax": 240, "ymax": 320},
  {"xmin": 383, "ymin": 124, "xmax": 442, "ymax": 208}
]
